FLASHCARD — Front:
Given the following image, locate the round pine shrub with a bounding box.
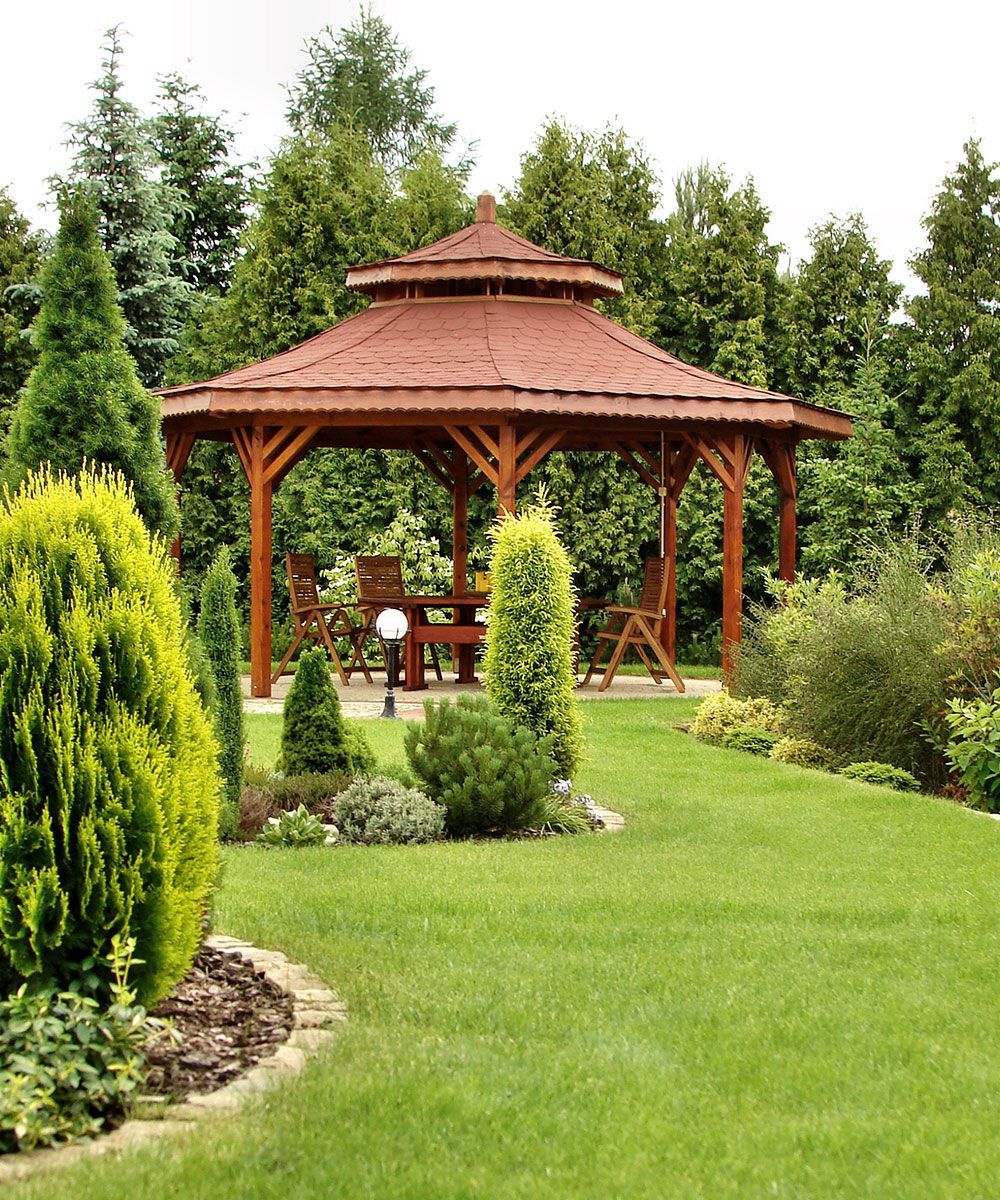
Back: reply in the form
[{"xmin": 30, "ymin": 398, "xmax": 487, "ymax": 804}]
[
  {"xmin": 770, "ymin": 737, "xmax": 841, "ymax": 771},
  {"xmin": 330, "ymin": 777, "xmax": 445, "ymax": 844},
  {"xmin": 723, "ymin": 726, "xmax": 782, "ymax": 757},
  {"xmin": 280, "ymin": 647, "xmax": 373, "ymax": 775},
  {"xmin": 691, "ymin": 690, "xmax": 787, "ymax": 745},
  {"xmin": 198, "ymin": 548, "xmax": 245, "ymax": 838},
  {"xmin": 483, "ymin": 495, "xmax": 582, "ymax": 777},
  {"xmin": 404, "ymin": 694, "xmax": 555, "ymax": 837},
  {"xmin": 839, "ymin": 761, "xmax": 921, "ymax": 792},
  {"xmin": 0, "ymin": 469, "xmax": 220, "ymax": 1005}
]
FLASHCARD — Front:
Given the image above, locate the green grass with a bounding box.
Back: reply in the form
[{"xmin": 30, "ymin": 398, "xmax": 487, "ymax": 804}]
[{"xmin": 17, "ymin": 702, "xmax": 999, "ymax": 1198}]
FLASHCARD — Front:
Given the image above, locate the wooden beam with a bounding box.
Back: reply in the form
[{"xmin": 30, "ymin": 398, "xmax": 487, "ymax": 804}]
[
  {"xmin": 264, "ymin": 425, "xmax": 320, "ymax": 486},
  {"xmin": 445, "ymin": 425, "xmax": 499, "ymax": 485},
  {"xmin": 514, "ymin": 429, "xmax": 563, "ymax": 483},
  {"xmin": 469, "ymin": 424, "xmax": 501, "ymax": 463},
  {"xmin": 231, "ymin": 427, "xmax": 253, "ymax": 479},
  {"xmin": 670, "ymin": 442, "xmax": 699, "ymax": 502},
  {"xmin": 720, "ymin": 434, "xmax": 751, "ymax": 682},
  {"xmin": 413, "ymin": 447, "xmax": 454, "ymax": 492},
  {"xmin": 248, "ymin": 426, "xmax": 274, "ymax": 699},
  {"xmin": 165, "ymin": 431, "xmax": 195, "ymax": 483},
  {"xmin": 498, "ymin": 423, "xmax": 516, "ymax": 515},
  {"xmin": 613, "ymin": 442, "xmax": 660, "ymax": 490}
]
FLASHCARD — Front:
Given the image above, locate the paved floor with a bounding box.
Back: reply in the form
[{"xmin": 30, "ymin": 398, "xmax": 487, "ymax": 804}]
[{"xmin": 242, "ymin": 671, "xmax": 720, "ymax": 717}]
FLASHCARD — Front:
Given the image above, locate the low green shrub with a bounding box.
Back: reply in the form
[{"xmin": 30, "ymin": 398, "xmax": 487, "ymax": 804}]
[
  {"xmin": 0, "ymin": 469, "xmax": 219, "ymax": 1005},
  {"xmin": 238, "ymin": 771, "xmax": 351, "ymax": 837},
  {"xmin": 943, "ymin": 686, "xmax": 1000, "ymax": 812},
  {"xmin": 483, "ymin": 494, "xmax": 582, "ymax": 776},
  {"xmin": 0, "ymin": 936, "xmax": 169, "ymax": 1154},
  {"xmin": 404, "ymin": 694, "xmax": 555, "ymax": 837},
  {"xmin": 723, "ymin": 726, "xmax": 782, "ymax": 757},
  {"xmin": 256, "ymin": 805, "xmax": 331, "ymax": 848},
  {"xmin": 839, "ymin": 761, "xmax": 921, "ymax": 792},
  {"xmin": 329, "ymin": 777, "xmax": 445, "ymax": 844},
  {"xmin": 770, "ymin": 737, "xmax": 842, "ymax": 771},
  {"xmin": 280, "ymin": 648, "xmax": 373, "ymax": 775},
  {"xmin": 690, "ymin": 690, "xmax": 787, "ymax": 745}
]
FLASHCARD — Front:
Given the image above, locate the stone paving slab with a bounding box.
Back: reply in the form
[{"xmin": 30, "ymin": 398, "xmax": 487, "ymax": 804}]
[{"xmin": 243, "ymin": 672, "xmax": 720, "ymax": 716}]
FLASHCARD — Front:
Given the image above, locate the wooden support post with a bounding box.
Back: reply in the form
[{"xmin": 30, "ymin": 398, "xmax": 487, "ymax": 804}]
[
  {"xmin": 453, "ymin": 448, "xmax": 469, "ymax": 595},
  {"xmin": 721, "ymin": 437, "xmax": 748, "ymax": 683},
  {"xmin": 664, "ymin": 488, "xmax": 678, "ymax": 662},
  {"xmin": 498, "ymin": 424, "xmax": 516, "ymax": 515},
  {"xmin": 778, "ymin": 446, "xmax": 797, "ymax": 584},
  {"xmin": 248, "ymin": 428, "xmax": 274, "ymax": 699}
]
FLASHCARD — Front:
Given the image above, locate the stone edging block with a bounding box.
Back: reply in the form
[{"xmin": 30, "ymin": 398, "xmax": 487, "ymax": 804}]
[{"xmin": 0, "ymin": 935, "xmax": 346, "ymax": 1184}]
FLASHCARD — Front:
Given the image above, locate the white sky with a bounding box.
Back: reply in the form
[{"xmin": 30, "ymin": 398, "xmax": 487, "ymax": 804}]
[{"xmin": 2, "ymin": 0, "xmax": 997, "ymax": 292}]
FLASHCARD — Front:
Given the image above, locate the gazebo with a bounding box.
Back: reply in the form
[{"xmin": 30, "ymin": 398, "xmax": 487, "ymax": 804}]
[{"xmin": 159, "ymin": 194, "xmax": 851, "ymax": 698}]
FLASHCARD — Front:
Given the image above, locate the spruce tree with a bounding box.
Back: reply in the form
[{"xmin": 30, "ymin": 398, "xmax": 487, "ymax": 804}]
[
  {"xmin": 198, "ymin": 547, "xmax": 245, "ymax": 837},
  {"xmin": 280, "ymin": 648, "xmax": 352, "ymax": 776},
  {"xmin": 0, "ymin": 189, "xmax": 43, "ymax": 432},
  {"xmin": 904, "ymin": 138, "xmax": 1000, "ymax": 511},
  {"xmin": 150, "ymin": 73, "xmax": 252, "ymax": 295},
  {"xmin": 66, "ymin": 26, "xmax": 192, "ymax": 386},
  {"xmin": 3, "ymin": 188, "xmax": 178, "ymax": 541}
]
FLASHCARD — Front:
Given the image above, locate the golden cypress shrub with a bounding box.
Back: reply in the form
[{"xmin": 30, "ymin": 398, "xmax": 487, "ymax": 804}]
[{"xmin": 0, "ymin": 469, "xmax": 220, "ymax": 1004}]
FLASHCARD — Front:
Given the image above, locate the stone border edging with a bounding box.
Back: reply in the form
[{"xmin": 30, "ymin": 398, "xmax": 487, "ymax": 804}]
[
  {"xmin": 0, "ymin": 936, "xmax": 346, "ymax": 1184},
  {"xmin": 593, "ymin": 806, "xmax": 625, "ymax": 832}
]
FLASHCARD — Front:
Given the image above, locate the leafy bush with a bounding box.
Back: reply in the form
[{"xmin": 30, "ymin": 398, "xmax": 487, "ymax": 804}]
[
  {"xmin": 483, "ymin": 494, "xmax": 582, "ymax": 777},
  {"xmin": 839, "ymin": 761, "xmax": 921, "ymax": 792},
  {"xmin": 329, "ymin": 777, "xmax": 445, "ymax": 844},
  {"xmin": 736, "ymin": 538, "xmax": 953, "ymax": 779},
  {"xmin": 404, "ymin": 694, "xmax": 555, "ymax": 836},
  {"xmin": 943, "ymin": 686, "xmax": 1000, "ymax": 812},
  {"xmin": 770, "ymin": 737, "xmax": 841, "ymax": 771},
  {"xmin": 0, "ymin": 469, "xmax": 219, "ymax": 1005},
  {"xmin": 280, "ymin": 647, "xmax": 373, "ymax": 774},
  {"xmin": 199, "ymin": 547, "xmax": 245, "ymax": 838},
  {"xmin": 723, "ymin": 726, "xmax": 782, "ymax": 757},
  {"xmin": 237, "ymin": 770, "xmax": 351, "ymax": 838},
  {"xmin": 939, "ymin": 523, "xmax": 1000, "ymax": 702},
  {"xmin": 690, "ymin": 690, "xmax": 787, "ymax": 745},
  {"xmin": 256, "ymin": 805, "xmax": 332, "ymax": 848},
  {"xmin": 0, "ymin": 936, "xmax": 169, "ymax": 1154}
]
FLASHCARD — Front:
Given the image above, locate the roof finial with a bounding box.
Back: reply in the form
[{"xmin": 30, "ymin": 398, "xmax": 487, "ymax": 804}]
[{"xmin": 476, "ymin": 193, "xmax": 497, "ymax": 224}]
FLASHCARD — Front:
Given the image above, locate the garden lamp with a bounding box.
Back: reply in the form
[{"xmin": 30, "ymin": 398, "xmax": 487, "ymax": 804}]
[{"xmin": 375, "ymin": 607, "xmax": 409, "ymax": 719}]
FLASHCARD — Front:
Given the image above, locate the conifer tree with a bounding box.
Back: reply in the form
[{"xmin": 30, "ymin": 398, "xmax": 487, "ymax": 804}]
[
  {"xmin": 0, "ymin": 189, "xmax": 43, "ymax": 431},
  {"xmin": 66, "ymin": 26, "xmax": 192, "ymax": 386},
  {"xmin": 280, "ymin": 648, "xmax": 352, "ymax": 776},
  {"xmin": 198, "ymin": 547, "xmax": 245, "ymax": 837},
  {"xmin": 150, "ymin": 74, "xmax": 251, "ymax": 295},
  {"xmin": 904, "ymin": 138, "xmax": 1000, "ymax": 511},
  {"xmin": 3, "ymin": 188, "xmax": 178, "ymax": 541}
]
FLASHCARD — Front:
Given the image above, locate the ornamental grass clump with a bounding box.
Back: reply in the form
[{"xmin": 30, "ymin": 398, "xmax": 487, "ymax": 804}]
[
  {"xmin": 198, "ymin": 548, "xmax": 245, "ymax": 838},
  {"xmin": 0, "ymin": 469, "xmax": 220, "ymax": 1006},
  {"xmin": 280, "ymin": 647, "xmax": 374, "ymax": 775},
  {"xmin": 404, "ymin": 694, "xmax": 555, "ymax": 837},
  {"xmin": 483, "ymin": 494, "xmax": 582, "ymax": 777}
]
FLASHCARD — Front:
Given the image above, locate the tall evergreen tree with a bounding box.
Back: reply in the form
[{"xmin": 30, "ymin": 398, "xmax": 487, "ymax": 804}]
[
  {"xmin": 150, "ymin": 73, "xmax": 252, "ymax": 296},
  {"xmin": 0, "ymin": 189, "xmax": 43, "ymax": 432},
  {"xmin": 3, "ymin": 188, "xmax": 178, "ymax": 541},
  {"xmin": 904, "ymin": 138, "xmax": 1000, "ymax": 510},
  {"xmin": 66, "ymin": 26, "xmax": 192, "ymax": 386},
  {"xmin": 778, "ymin": 214, "xmax": 902, "ymax": 398},
  {"xmin": 286, "ymin": 7, "xmax": 458, "ymax": 171}
]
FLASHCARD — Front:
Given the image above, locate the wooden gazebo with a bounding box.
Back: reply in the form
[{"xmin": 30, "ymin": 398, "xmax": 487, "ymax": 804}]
[{"xmin": 159, "ymin": 193, "xmax": 851, "ymax": 698}]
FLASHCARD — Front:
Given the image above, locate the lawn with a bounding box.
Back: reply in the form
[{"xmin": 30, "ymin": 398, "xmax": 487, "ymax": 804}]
[{"xmin": 19, "ymin": 701, "xmax": 999, "ymax": 1198}]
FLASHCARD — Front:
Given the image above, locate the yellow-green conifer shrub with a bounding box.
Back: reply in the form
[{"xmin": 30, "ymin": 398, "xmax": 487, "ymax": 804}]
[
  {"xmin": 0, "ymin": 469, "xmax": 220, "ymax": 1005},
  {"xmin": 483, "ymin": 496, "xmax": 582, "ymax": 776}
]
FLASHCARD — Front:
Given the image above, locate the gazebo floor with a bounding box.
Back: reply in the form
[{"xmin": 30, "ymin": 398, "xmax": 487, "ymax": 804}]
[{"xmin": 241, "ymin": 671, "xmax": 720, "ymax": 718}]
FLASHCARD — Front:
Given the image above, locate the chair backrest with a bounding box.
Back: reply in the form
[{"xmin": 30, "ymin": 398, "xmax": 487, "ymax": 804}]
[
  {"xmin": 637, "ymin": 557, "xmax": 668, "ymax": 625},
  {"xmin": 286, "ymin": 553, "xmax": 321, "ymax": 612},
  {"xmin": 355, "ymin": 555, "xmax": 404, "ymax": 603}
]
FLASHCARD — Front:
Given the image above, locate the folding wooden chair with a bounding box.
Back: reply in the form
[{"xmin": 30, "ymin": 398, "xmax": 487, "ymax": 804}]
[
  {"xmin": 354, "ymin": 555, "xmax": 443, "ymax": 681},
  {"xmin": 271, "ymin": 554, "xmax": 373, "ymax": 686},
  {"xmin": 582, "ymin": 557, "xmax": 685, "ymax": 693}
]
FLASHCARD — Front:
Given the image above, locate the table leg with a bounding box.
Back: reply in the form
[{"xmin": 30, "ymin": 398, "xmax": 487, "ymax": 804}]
[{"xmin": 457, "ymin": 643, "xmax": 476, "ymax": 683}]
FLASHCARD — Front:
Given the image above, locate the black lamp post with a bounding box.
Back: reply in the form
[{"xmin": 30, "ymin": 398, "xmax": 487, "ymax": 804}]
[{"xmin": 376, "ymin": 607, "xmax": 409, "ymax": 719}]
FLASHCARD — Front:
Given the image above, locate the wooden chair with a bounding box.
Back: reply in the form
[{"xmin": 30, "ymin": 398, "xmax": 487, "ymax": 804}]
[
  {"xmin": 271, "ymin": 554, "xmax": 373, "ymax": 686},
  {"xmin": 355, "ymin": 555, "xmax": 443, "ymax": 681},
  {"xmin": 582, "ymin": 557, "xmax": 685, "ymax": 693}
]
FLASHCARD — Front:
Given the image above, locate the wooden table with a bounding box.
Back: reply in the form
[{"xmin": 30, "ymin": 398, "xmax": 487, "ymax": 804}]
[{"xmin": 364, "ymin": 594, "xmax": 488, "ymax": 691}]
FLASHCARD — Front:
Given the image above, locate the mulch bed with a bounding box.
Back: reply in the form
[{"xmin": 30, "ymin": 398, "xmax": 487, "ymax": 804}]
[{"xmin": 143, "ymin": 945, "xmax": 294, "ymax": 1099}]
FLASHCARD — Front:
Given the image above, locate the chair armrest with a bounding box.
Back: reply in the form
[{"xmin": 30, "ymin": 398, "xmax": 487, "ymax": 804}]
[{"xmin": 604, "ymin": 605, "xmax": 663, "ymax": 619}]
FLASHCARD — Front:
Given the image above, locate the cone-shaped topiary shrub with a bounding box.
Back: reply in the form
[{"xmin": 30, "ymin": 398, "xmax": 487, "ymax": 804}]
[
  {"xmin": 280, "ymin": 647, "xmax": 374, "ymax": 775},
  {"xmin": 404, "ymin": 694, "xmax": 555, "ymax": 836},
  {"xmin": 0, "ymin": 468, "xmax": 220, "ymax": 1005},
  {"xmin": 483, "ymin": 494, "xmax": 582, "ymax": 776},
  {"xmin": 2, "ymin": 187, "xmax": 178, "ymax": 541},
  {"xmin": 198, "ymin": 548, "xmax": 245, "ymax": 838}
]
